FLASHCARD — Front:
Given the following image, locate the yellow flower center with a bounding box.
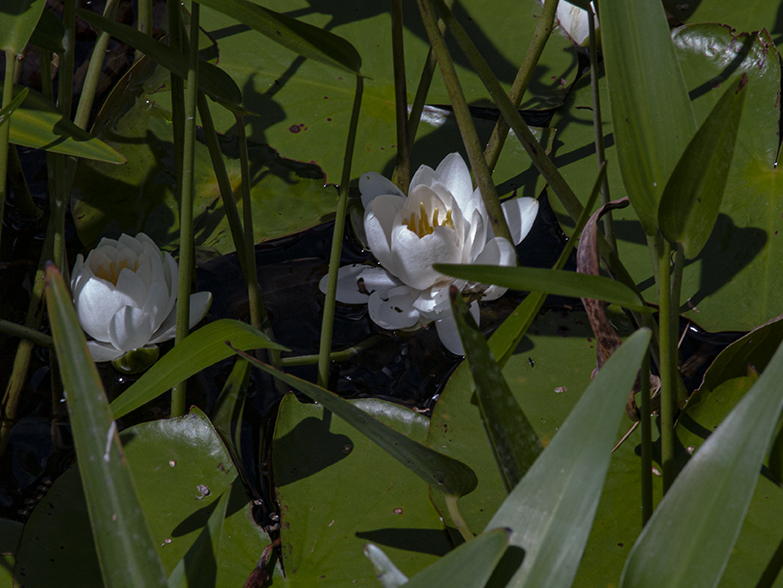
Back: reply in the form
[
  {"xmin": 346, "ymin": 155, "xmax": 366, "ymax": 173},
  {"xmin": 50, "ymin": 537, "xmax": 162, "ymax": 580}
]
[
  {"xmin": 404, "ymin": 202, "xmax": 454, "ymax": 238},
  {"xmin": 94, "ymin": 259, "xmax": 139, "ymax": 285}
]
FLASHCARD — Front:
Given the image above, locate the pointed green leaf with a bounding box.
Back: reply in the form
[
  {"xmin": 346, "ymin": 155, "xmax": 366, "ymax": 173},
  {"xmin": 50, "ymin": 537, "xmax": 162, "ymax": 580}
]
[
  {"xmin": 0, "ymin": 0, "xmax": 46, "ymax": 54},
  {"xmin": 167, "ymin": 486, "xmax": 230, "ymax": 588},
  {"xmin": 110, "ymin": 319, "xmax": 286, "ymax": 419},
  {"xmin": 0, "ymin": 86, "xmax": 27, "ymax": 128},
  {"xmin": 402, "ymin": 527, "xmax": 511, "ymax": 588},
  {"xmin": 450, "ymin": 288, "xmax": 542, "ymax": 492},
  {"xmin": 44, "ymin": 263, "xmax": 167, "ymax": 588},
  {"xmin": 485, "ymin": 328, "xmax": 651, "ymax": 588},
  {"xmin": 76, "ymin": 8, "xmax": 242, "ymax": 109},
  {"xmin": 620, "ymin": 339, "xmax": 783, "ymax": 588},
  {"xmin": 7, "ymin": 85, "xmax": 125, "ymax": 162},
  {"xmin": 29, "ymin": 7, "xmax": 64, "ymax": 53},
  {"xmin": 197, "ymin": 0, "xmax": 361, "ymax": 76},
  {"xmin": 235, "ymin": 348, "xmax": 477, "ymax": 497},
  {"xmin": 599, "ymin": 0, "xmax": 697, "ymax": 235},
  {"xmin": 434, "ymin": 265, "xmax": 652, "ymax": 314},
  {"xmin": 659, "ymin": 75, "xmax": 748, "ymax": 258}
]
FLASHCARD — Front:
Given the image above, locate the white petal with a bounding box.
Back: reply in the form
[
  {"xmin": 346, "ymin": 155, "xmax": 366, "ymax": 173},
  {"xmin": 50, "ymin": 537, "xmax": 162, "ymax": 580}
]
[
  {"xmin": 474, "ymin": 237, "xmax": 517, "ymax": 267},
  {"xmin": 143, "ymin": 279, "xmax": 173, "ymax": 332},
  {"xmin": 148, "ymin": 291, "xmax": 212, "ymax": 344},
  {"xmin": 465, "ymin": 210, "xmax": 487, "ymax": 264},
  {"xmin": 108, "ymin": 306, "xmax": 154, "ymax": 352},
  {"xmin": 320, "ymin": 265, "xmax": 400, "ymax": 304},
  {"xmin": 118, "ymin": 233, "xmax": 146, "ymax": 256},
  {"xmin": 86, "ymin": 340, "xmax": 125, "ymax": 362},
  {"xmin": 434, "ymin": 153, "xmax": 473, "ymax": 210},
  {"xmin": 365, "ymin": 194, "xmax": 406, "ymax": 269},
  {"xmin": 481, "ymin": 284, "xmax": 508, "ymax": 301},
  {"xmin": 434, "ymin": 301, "xmax": 480, "ymax": 355},
  {"xmin": 367, "ymin": 285, "xmax": 421, "ymax": 330},
  {"xmin": 502, "ymin": 197, "xmax": 539, "ymax": 245},
  {"xmin": 74, "ymin": 278, "xmax": 125, "ymax": 342},
  {"xmin": 114, "ymin": 267, "xmax": 148, "ymax": 308},
  {"xmin": 390, "ymin": 224, "xmax": 461, "ymax": 291},
  {"xmin": 359, "ymin": 171, "xmax": 405, "ymax": 209},
  {"xmin": 409, "ymin": 164, "xmax": 439, "ymax": 192},
  {"xmin": 71, "ymin": 254, "xmax": 85, "ymax": 291}
]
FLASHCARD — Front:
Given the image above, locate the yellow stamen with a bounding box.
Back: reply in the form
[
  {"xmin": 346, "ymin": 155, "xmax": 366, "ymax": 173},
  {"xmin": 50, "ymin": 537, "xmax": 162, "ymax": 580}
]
[
  {"xmin": 94, "ymin": 259, "xmax": 139, "ymax": 285},
  {"xmin": 404, "ymin": 202, "xmax": 455, "ymax": 238}
]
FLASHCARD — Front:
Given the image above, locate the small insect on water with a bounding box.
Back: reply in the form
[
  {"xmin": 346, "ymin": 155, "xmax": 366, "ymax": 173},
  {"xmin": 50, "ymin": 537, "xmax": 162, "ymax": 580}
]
[{"xmin": 528, "ymin": 357, "xmax": 535, "ymax": 367}]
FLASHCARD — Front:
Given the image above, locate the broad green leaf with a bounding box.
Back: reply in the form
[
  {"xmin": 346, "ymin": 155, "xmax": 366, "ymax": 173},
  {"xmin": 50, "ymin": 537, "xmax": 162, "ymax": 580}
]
[
  {"xmin": 621, "ymin": 339, "xmax": 783, "ymax": 588},
  {"xmin": 0, "ymin": 0, "xmax": 46, "ymax": 53},
  {"xmin": 450, "ymin": 289, "xmax": 542, "ymax": 492},
  {"xmin": 545, "ymin": 25, "xmax": 781, "ymax": 332},
  {"xmin": 239, "ymin": 350, "xmax": 477, "ymax": 497},
  {"xmin": 195, "ymin": 0, "xmax": 362, "ymax": 76},
  {"xmin": 75, "ymin": 8, "xmax": 242, "ymax": 109},
  {"xmin": 403, "ymin": 528, "xmax": 511, "ymax": 588},
  {"xmin": 210, "ymin": 357, "xmax": 251, "ymax": 469},
  {"xmin": 14, "ymin": 408, "xmax": 271, "ymax": 586},
  {"xmin": 29, "ymin": 7, "xmax": 64, "ymax": 53},
  {"xmin": 7, "ymin": 85, "xmax": 125, "ymax": 162},
  {"xmin": 659, "ymin": 75, "xmax": 748, "ymax": 258},
  {"xmin": 662, "ymin": 0, "xmax": 783, "ymax": 33},
  {"xmin": 435, "ymin": 265, "xmax": 653, "ymax": 314},
  {"xmin": 44, "ymin": 264, "xmax": 167, "ymax": 588},
  {"xmin": 599, "ymin": 0, "xmax": 696, "ymax": 235},
  {"xmin": 0, "ymin": 86, "xmax": 27, "ymax": 128},
  {"xmin": 167, "ymin": 486, "xmax": 230, "ymax": 588},
  {"xmin": 110, "ymin": 319, "xmax": 286, "ymax": 419},
  {"xmin": 273, "ymin": 397, "xmax": 451, "ymax": 584},
  {"xmin": 0, "ymin": 517, "xmax": 23, "ymax": 587},
  {"xmin": 485, "ymin": 328, "xmax": 651, "ymax": 588}
]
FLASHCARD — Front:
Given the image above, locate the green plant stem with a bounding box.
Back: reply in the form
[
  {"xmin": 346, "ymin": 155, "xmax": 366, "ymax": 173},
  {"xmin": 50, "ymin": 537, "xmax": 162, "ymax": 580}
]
[
  {"xmin": 445, "ymin": 494, "xmax": 474, "ymax": 542},
  {"xmin": 167, "ymin": 0, "xmax": 185, "ymax": 186},
  {"xmin": 59, "ymin": 0, "xmax": 75, "ymax": 120},
  {"xmin": 390, "ymin": 0, "xmax": 410, "ymax": 193},
  {"xmin": 639, "ymin": 350, "xmax": 653, "ymax": 525},
  {"xmin": 318, "ymin": 76, "xmax": 364, "ymax": 389},
  {"xmin": 483, "ymin": 0, "xmax": 557, "ymax": 173},
  {"xmin": 8, "ymin": 146, "xmax": 40, "ymax": 220},
  {"xmin": 0, "ymin": 320, "xmax": 53, "ymax": 348},
  {"xmin": 73, "ymin": 0, "xmax": 119, "ymax": 130},
  {"xmin": 282, "ymin": 335, "xmax": 383, "ymax": 366},
  {"xmin": 40, "ymin": 49, "xmax": 53, "ymax": 103},
  {"xmin": 658, "ymin": 237, "xmax": 675, "ymax": 492},
  {"xmin": 0, "ymin": 51, "xmax": 15, "ymax": 254},
  {"xmin": 136, "ymin": 0, "xmax": 153, "ymax": 61},
  {"xmin": 198, "ymin": 93, "xmax": 247, "ymax": 275},
  {"xmin": 416, "ymin": 0, "xmax": 513, "ymax": 246},
  {"xmin": 171, "ymin": 2, "xmax": 200, "ymax": 417},
  {"xmin": 587, "ymin": 1, "xmax": 615, "ymax": 252}
]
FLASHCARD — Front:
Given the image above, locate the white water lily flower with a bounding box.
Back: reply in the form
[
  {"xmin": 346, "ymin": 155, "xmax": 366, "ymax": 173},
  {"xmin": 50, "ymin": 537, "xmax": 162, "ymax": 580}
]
[
  {"xmin": 321, "ymin": 153, "xmax": 538, "ymax": 355},
  {"xmin": 71, "ymin": 232, "xmax": 212, "ymax": 362}
]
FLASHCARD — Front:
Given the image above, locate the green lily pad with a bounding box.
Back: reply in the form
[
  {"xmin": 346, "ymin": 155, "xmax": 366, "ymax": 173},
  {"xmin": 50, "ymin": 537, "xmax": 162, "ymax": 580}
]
[
  {"xmin": 662, "ymin": 0, "xmax": 783, "ymax": 42},
  {"xmin": 545, "ymin": 25, "xmax": 782, "ymax": 332},
  {"xmin": 272, "ymin": 395, "xmax": 452, "ymax": 585},
  {"xmin": 13, "ymin": 408, "xmax": 271, "ymax": 587}
]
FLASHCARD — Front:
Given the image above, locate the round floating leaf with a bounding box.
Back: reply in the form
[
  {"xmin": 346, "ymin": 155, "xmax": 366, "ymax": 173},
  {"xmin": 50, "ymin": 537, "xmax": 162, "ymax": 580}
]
[{"xmin": 273, "ymin": 396, "xmax": 453, "ymax": 584}]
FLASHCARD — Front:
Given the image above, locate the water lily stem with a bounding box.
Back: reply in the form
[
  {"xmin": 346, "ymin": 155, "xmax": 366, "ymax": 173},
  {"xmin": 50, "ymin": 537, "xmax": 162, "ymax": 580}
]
[
  {"xmin": 0, "ymin": 51, "xmax": 15, "ymax": 255},
  {"xmin": 318, "ymin": 76, "xmax": 364, "ymax": 389},
  {"xmin": 390, "ymin": 0, "xmax": 410, "ymax": 194},
  {"xmin": 416, "ymin": 0, "xmax": 514, "ymax": 247},
  {"xmin": 136, "ymin": 0, "xmax": 153, "ymax": 62},
  {"xmin": 639, "ymin": 350, "xmax": 653, "ymax": 525},
  {"xmin": 658, "ymin": 237, "xmax": 675, "ymax": 492},
  {"xmin": 282, "ymin": 336, "xmax": 384, "ymax": 367},
  {"xmin": 588, "ymin": 1, "xmax": 616, "ymax": 253},
  {"xmin": 171, "ymin": 2, "xmax": 200, "ymax": 417},
  {"xmin": 445, "ymin": 494, "xmax": 474, "ymax": 542},
  {"xmin": 483, "ymin": 0, "xmax": 558, "ymax": 173}
]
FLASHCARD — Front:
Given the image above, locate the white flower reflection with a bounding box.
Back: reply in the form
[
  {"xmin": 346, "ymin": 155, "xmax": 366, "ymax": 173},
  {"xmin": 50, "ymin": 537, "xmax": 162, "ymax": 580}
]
[
  {"xmin": 322, "ymin": 153, "xmax": 538, "ymax": 354},
  {"xmin": 71, "ymin": 232, "xmax": 211, "ymax": 362}
]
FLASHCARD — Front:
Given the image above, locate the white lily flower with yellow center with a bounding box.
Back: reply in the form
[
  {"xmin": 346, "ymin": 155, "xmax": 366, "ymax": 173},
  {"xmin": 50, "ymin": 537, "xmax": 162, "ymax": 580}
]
[
  {"xmin": 322, "ymin": 153, "xmax": 538, "ymax": 354},
  {"xmin": 71, "ymin": 232, "xmax": 212, "ymax": 362}
]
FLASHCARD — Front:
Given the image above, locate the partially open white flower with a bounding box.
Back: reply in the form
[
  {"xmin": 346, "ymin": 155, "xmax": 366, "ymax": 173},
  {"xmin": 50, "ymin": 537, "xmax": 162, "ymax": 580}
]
[
  {"xmin": 322, "ymin": 153, "xmax": 538, "ymax": 354},
  {"xmin": 71, "ymin": 232, "xmax": 212, "ymax": 362}
]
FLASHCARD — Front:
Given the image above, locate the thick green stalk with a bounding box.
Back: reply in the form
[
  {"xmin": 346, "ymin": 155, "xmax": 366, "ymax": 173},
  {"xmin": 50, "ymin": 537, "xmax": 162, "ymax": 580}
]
[
  {"xmin": 136, "ymin": 0, "xmax": 153, "ymax": 61},
  {"xmin": 0, "ymin": 320, "xmax": 53, "ymax": 348},
  {"xmin": 317, "ymin": 76, "xmax": 364, "ymax": 389},
  {"xmin": 639, "ymin": 350, "xmax": 653, "ymax": 525},
  {"xmin": 445, "ymin": 494, "xmax": 474, "ymax": 542},
  {"xmin": 484, "ymin": 0, "xmax": 557, "ymax": 173},
  {"xmin": 588, "ymin": 2, "xmax": 616, "ymax": 252},
  {"xmin": 416, "ymin": 0, "xmax": 513, "ymax": 246},
  {"xmin": 0, "ymin": 51, "xmax": 15, "ymax": 253},
  {"xmin": 73, "ymin": 0, "xmax": 119, "ymax": 130},
  {"xmin": 390, "ymin": 0, "xmax": 410, "ymax": 193},
  {"xmin": 59, "ymin": 0, "xmax": 75, "ymax": 119},
  {"xmin": 8, "ymin": 146, "xmax": 39, "ymax": 220},
  {"xmin": 167, "ymin": 0, "xmax": 185, "ymax": 186},
  {"xmin": 171, "ymin": 2, "xmax": 200, "ymax": 417},
  {"xmin": 40, "ymin": 49, "xmax": 53, "ymax": 102},
  {"xmin": 282, "ymin": 335, "xmax": 383, "ymax": 366},
  {"xmin": 658, "ymin": 237, "xmax": 675, "ymax": 492}
]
